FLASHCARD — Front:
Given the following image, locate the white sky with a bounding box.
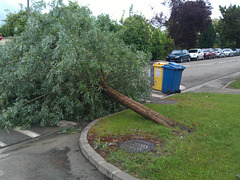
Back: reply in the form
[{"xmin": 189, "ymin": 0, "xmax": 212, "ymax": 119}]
[{"xmin": 1, "ymin": 0, "xmax": 240, "ymax": 25}]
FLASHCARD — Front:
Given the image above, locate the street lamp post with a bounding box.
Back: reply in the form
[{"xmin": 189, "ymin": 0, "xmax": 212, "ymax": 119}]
[{"xmin": 27, "ymin": 0, "xmax": 29, "ymax": 19}]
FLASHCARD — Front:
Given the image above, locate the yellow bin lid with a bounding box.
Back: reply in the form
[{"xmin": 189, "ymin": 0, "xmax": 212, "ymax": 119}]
[{"xmin": 153, "ymin": 61, "xmax": 169, "ymax": 67}]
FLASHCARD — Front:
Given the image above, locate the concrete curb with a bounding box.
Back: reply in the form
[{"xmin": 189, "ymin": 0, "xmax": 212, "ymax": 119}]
[{"xmin": 79, "ymin": 117, "xmax": 138, "ymax": 180}]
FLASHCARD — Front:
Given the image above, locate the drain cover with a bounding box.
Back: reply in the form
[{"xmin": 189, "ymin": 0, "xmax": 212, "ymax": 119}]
[{"xmin": 119, "ymin": 139, "xmax": 155, "ymax": 153}]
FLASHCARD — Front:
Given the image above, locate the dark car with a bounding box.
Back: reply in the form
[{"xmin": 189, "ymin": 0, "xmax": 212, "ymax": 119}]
[
  {"xmin": 166, "ymin": 49, "xmax": 190, "ymax": 63},
  {"xmin": 233, "ymin": 49, "xmax": 240, "ymax": 56},
  {"xmin": 202, "ymin": 48, "xmax": 215, "ymax": 59}
]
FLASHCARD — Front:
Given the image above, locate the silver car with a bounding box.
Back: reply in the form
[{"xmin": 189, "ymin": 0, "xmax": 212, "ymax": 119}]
[
  {"xmin": 213, "ymin": 48, "xmax": 225, "ymax": 58},
  {"xmin": 223, "ymin": 48, "xmax": 234, "ymax": 57}
]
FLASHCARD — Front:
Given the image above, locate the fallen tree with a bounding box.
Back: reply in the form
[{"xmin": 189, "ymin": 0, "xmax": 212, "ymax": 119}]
[{"xmin": 0, "ymin": 1, "xmax": 184, "ymax": 130}]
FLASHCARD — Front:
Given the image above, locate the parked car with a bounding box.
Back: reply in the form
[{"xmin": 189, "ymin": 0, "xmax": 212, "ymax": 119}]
[
  {"xmin": 166, "ymin": 49, "xmax": 190, "ymax": 63},
  {"xmin": 202, "ymin": 48, "xmax": 215, "ymax": 59},
  {"xmin": 233, "ymin": 49, "xmax": 240, "ymax": 56},
  {"xmin": 188, "ymin": 49, "xmax": 204, "ymax": 60},
  {"xmin": 213, "ymin": 48, "xmax": 225, "ymax": 58},
  {"xmin": 223, "ymin": 48, "xmax": 234, "ymax": 57}
]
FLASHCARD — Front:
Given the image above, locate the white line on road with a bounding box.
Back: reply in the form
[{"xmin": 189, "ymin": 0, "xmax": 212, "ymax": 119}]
[
  {"xmin": 180, "ymin": 85, "xmax": 186, "ymax": 90},
  {"xmin": 14, "ymin": 127, "xmax": 40, "ymax": 138},
  {"xmin": 218, "ymin": 61, "xmax": 227, "ymax": 64},
  {"xmin": 152, "ymin": 93, "xmax": 165, "ymax": 99},
  {"xmin": 0, "ymin": 141, "xmax": 7, "ymax": 147},
  {"xmin": 199, "ymin": 63, "xmax": 214, "ymax": 66}
]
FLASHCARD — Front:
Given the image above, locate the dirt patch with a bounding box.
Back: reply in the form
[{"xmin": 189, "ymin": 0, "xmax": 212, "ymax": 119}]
[{"xmin": 87, "ymin": 131, "xmax": 166, "ymax": 159}]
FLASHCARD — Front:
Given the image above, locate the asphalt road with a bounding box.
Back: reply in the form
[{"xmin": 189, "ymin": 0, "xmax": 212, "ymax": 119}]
[
  {"xmin": 0, "ymin": 122, "xmax": 110, "ymax": 180},
  {"xmin": 181, "ymin": 56, "xmax": 240, "ymax": 90},
  {"xmin": 0, "ymin": 55, "xmax": 240, "ymax": 179}
]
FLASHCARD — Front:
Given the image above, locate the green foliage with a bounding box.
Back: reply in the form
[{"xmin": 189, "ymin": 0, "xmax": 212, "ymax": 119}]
[
  {"xmin": 96, "ymin": 14, "xmax": 122, "ymax": 33},
  {"xmin": 151, "ymin": 29, "xmax": 174, "ymax": 60},
  {"xmin": 120, "ymin": 13, "xmax": 174, "ymax": 60},
  {"xmin": 217, "ymin": 5, "xmax": 240, "ymax": 48},
  {"xmin": 198, "ymin": 24, "xmax": 216, "ymax": 48},
  {"xmin": 0, "ymin": 1, "xmax": 151, "ymax": 129},
  {"xmin": 0, "ymin": 9, "xmax": 28, "ymax": 37},
  {"xmin": 228, "ymin": 79, "xmax": 240, "ymax": 89},
  {"xmin": 120, "ymin": 14, "xmax": 153, "ymax": 54}
]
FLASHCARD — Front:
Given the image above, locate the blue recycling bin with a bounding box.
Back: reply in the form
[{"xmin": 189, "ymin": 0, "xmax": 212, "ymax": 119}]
[{"xmin": 162, "ymin": 62, "xmax": 185, "ymax": 94}]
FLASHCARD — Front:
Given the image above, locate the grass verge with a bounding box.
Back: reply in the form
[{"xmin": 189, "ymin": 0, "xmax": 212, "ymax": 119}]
[
  {"xmin": 228, "ymin": 79, "xmax": 240, "ymax": 89},
  {"xmin": 88, "ymin": 93, "xmax": 240, "ymax": 179}
]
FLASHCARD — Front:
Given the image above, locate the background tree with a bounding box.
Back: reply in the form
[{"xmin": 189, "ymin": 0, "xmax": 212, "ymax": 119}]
[
  {"xmin": 217, "ymin": 5, "xmax": 240, "ymax": 48},
  {"xmin": 198, "ymin": 24, "xmax": 216, "ymax": 48},
  {"xmin": 0, "ymin": 8, "xmax": 28, "ymax": 37},
  {"xmin": 151, "ymin": 29, "xmax": 174, "ymax": 60},
  {"xmin": 0, "ymin": 1, "xmax": 179, "ymax": 130},
  {"xmin": 96, "ymin": 14, "xmax": 121, "ymax": 33},
  {"xmin": 164, "ymin": 0, "xmax": 212, "ymax": 49},
  {"xmin": 121, "ymin": 11, "xmax": 174, "ymax": 60},
  {"xmin": 120, "ymin": 14, "xmax": 153, "ymax": 54}
]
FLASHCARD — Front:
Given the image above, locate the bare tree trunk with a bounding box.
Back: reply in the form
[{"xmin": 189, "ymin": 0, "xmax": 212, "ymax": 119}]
[{"xmin": 101, "ymin": 82, "xmax": 177, "ymax": 128}]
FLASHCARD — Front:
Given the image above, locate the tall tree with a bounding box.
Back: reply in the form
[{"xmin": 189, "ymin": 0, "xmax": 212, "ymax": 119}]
[
  {"xmin": 217, "ymin": 5, "xmax": 240, "ymax": 48},
  {"xmin": 165, "ymin": 0, "xmax": 212, "ymax": 49},
  {"xmin": 151, "ymin": 29, "xmax": 174, "ymax": 60},
  {"xmin": 198, "ymin": 24, "xmax": 216, "ymax": 48},
  {"xmin": 120, "ymin": 14, "xmax": 153, "ymax": 54},
  {"xmin": 0, "ymin": 9, "xmax": 28, "ymax": 37},
  {"xmin": 0, "ymin": 1, "xmax": 184, "ymax": 130}
]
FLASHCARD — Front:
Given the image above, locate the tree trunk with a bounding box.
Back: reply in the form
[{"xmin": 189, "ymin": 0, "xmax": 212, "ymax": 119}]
[{"xmin": 101, "ymin": 82, "xmax": 177, "ymax": 128}]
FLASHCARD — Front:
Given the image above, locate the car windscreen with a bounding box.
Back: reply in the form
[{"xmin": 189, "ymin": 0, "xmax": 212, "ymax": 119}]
[
  {"xmin": 188, "ymin": 50, "xmax": 198, "ymax": 53},
  {"xmin": 202, "ymin": 49, "xmax": 210, "ymax": 52},
  {"xmin": 171, "ymin": 50, "xmax": 182, "ymax": 54}
]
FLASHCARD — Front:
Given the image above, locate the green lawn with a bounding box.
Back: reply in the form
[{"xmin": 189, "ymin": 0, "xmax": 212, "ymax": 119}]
[
  {"xmin": 89, "ymin": 93, "xmax": 240, "ymax": 179},
  {"xmin": 229, "ymin": 79, "xmax": 240, "ymax": 89}
]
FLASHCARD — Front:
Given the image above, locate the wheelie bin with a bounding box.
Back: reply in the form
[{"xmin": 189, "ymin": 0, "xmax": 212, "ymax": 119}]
[
  {"xmin": 162, "ymin": 62, "xmax": 185, "ymax": 94},
  {"xmin": 153, "ymin": 62, "xmax": 169, "ymax": 91}
]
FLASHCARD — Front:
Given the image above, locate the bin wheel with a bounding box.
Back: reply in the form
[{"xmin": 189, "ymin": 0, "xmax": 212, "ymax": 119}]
[
  {"xmin": 177, "ymin": 89, "xmax": 181, "ymax": 93},
  {"xmin": 167, "ymin": 90, "xmax": 171, "ymax": 95}
]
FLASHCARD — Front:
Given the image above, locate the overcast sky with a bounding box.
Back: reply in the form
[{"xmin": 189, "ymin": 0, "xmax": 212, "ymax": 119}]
[{"xmin": 1, "ymin": 0, "xmax": 240, "ymax": 26}]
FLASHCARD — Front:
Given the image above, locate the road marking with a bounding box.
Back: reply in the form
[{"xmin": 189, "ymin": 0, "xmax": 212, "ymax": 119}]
[
  {"xmin": 180, "ymin": 85, "xmax": 186, "ymax": 90},
  {"xmin": 199, "ymin": 63, "xmax": 214, "ymax": 66},
  {"xmin": 0, "ymin": 141, "xmax": 7, "ymax": 147},
  {"xmin": 218, "ymin": 61, "xmax": 227, "ymax": 64},
  {"xmin": 60, "ymin": 120, "xmax": 77, "ymax": 127},
  {"xmin": 14, "ymin": 127, "xmax": 40, "ymax": 138},
  {"xmin": 152, "ymin": 93, "xmax": 165, "ymax": 99}
]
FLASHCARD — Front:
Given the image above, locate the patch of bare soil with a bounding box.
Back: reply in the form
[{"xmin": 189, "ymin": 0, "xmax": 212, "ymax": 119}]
[{"xmin": 87, "ymin": 131, "xmax": 167, "ymax": 159}]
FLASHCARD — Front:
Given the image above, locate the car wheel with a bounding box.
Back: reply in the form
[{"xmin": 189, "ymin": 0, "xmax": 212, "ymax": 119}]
[
  {"xmin": 187, "ymin": 57, "xmax": 190, "ymax": 62},
  {"xmin": 196, "ymin": 56, "xmax": 199, "ymax": 61},
  {"xmin": 180, "ymin": 58, "xmax": 183, "ymax": 63}
]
